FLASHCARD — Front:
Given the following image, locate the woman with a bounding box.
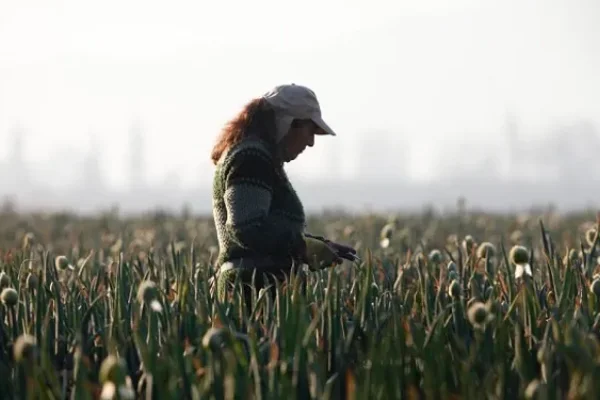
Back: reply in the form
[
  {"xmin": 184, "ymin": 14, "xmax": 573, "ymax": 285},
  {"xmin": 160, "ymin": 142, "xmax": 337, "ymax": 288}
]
[{"xmin": 210, "ymin": 83, "xmax": 358, "ymax": 307}]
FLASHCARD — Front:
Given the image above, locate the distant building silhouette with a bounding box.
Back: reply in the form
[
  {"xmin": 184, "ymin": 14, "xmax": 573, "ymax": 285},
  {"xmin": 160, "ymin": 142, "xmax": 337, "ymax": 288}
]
[
  {"xmin": 81, "ymin": 133, "xmax": 106, "ymax": 193},
  {"xmin": 128, "ymin": 120, "xmax": 145, "ymax": 189},
  {"xmin": 505, "ymin": 112, "xmax": 520, "ymax": 179},
  {"xmin": 549, "ymin": 121, "xmax": 599, "ymax": 182},
  {"xmin": 0, "ymin": 116, "xmax": 599, "ymax": 214},
  {"xmin": 503, "ymin": 115, "xmax": 600, "ymax": 183},
  {"xmin": 5, "ymin": 124, "xmax": 31, "ymax": 191},
  {"xmin": 355, "ymin": 131, "xmax": 409, "ymax": 182}
]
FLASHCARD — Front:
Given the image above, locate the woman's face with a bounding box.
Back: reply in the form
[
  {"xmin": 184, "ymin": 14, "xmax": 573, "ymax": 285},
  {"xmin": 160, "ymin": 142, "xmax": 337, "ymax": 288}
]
[{"xmin": 279, "ymin": 119, "xmax": 320, "ymax": 162}]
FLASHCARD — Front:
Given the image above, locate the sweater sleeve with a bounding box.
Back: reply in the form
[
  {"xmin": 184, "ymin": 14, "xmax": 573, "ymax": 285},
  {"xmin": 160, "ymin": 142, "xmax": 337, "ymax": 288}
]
[{"xmin": 222, "ymin": 146, "xmax": 306, "ymax": 258}]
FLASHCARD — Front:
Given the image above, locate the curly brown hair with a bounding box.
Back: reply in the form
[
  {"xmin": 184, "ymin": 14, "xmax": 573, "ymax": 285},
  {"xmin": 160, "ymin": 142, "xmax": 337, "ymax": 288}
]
[{"xmin": 210, "ymin": 97, "xmax": 277, "ymax": 165}]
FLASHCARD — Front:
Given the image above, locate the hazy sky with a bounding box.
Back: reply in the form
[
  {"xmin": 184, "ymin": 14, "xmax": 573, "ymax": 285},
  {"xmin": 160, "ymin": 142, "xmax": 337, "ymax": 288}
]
[{"xmin": 1, "ymin": 0, "xmax": 599, "ymax": 189}]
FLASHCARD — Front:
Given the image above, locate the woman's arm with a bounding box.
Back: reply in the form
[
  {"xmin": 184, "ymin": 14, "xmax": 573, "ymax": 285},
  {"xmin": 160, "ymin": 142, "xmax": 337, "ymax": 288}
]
[{"xmin": 222, "ymin": 145, "xmax": 306, "ymax": 259}]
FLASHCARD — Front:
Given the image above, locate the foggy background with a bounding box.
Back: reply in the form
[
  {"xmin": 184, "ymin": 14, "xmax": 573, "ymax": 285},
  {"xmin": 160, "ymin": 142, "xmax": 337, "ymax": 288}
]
[{"xmin": 1, "ymin": 0, "xmax": 599, "ymax": 215}]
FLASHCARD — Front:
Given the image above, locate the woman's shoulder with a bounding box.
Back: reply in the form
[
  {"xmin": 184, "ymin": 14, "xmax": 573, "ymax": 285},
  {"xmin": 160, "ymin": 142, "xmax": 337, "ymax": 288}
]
[
  {"xmin": 222, "ymin": 137, "xmax": 275, "ymax": 166},
  {"xmin": 215, "ymin": 137, "xmax": 279, "ymax": 188}
]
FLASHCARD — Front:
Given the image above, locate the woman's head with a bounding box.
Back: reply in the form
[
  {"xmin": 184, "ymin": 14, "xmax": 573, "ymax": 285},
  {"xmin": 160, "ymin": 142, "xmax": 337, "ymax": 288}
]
[
  {"xmin": 277, "ymin": 118, "xmax": 320, "ymax": 162},
  {"xmin": 211, "ymin": 83, "xmax": 336, "ymax": 165}
]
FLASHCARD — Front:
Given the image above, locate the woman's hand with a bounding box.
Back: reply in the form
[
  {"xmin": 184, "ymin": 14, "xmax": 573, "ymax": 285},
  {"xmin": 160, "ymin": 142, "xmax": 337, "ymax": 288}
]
[
  {"xmin": 303, "ymin": 234, "xmax": 359, "ymax": 262},
  {"xmin": 327, "ymin": 241, "xmax": 358, "ymax": 261},
  {"xmin": 303, "ymin": 236, "xmax": 343, "ymax": 270}
]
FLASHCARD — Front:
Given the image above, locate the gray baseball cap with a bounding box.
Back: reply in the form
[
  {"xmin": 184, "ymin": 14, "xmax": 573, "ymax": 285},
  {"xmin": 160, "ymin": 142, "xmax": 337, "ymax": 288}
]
[{"xmin": 262, "ymin": 83, "xmax": 337, "ymax": 140}]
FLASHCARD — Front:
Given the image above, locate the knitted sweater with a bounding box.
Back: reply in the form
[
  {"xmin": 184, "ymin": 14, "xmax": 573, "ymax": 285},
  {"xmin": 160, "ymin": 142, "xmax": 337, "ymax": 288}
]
[{"xmin": 212, "ymin": 137, "xmax": 307, "ymax": 270}]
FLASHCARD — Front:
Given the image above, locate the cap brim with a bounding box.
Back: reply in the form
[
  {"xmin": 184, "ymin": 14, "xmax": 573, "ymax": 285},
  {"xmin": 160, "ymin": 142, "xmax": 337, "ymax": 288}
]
[{"xmin": 312, "ymin": 115, "xmax": 336, "ymax": 136}]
